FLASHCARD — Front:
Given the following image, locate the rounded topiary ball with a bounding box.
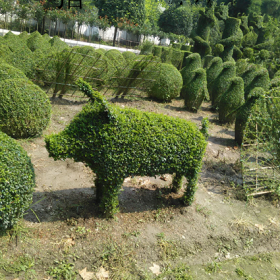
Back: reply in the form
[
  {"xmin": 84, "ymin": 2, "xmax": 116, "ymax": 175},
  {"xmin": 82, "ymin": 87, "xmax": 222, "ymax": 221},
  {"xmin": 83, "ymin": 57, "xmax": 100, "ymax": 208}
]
[
  {"xmin": 0, "ymin": 131, "xmax": 35, "ymax": 230},
  {"xmin": 0, "ymin": 79, "xmax": 51, "ymax": 138},
  {"xmin": 0, "ymin": 63, "xmax": 27, "ymax": 81},
  {"xmin": 147, "ymin": 63, "xmax": 183, "ymax": 102}
]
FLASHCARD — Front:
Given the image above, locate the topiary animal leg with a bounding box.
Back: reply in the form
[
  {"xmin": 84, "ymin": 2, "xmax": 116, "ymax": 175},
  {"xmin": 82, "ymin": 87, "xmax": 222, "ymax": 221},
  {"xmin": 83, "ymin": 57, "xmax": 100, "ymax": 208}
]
[
  {"xmin": 98, "ymin": 177, "xmax": 124, "ymax": 218},
  {"xmin": 94, "ymin": 175, "xmax": 104, "ymax": 204},
  {"xmin": 182, "ymin": 169, "xmax": 200, "ymax": 206},
  {"xmin": 172, "ymin": 173, "xmax": 184, "ymax": 193}
]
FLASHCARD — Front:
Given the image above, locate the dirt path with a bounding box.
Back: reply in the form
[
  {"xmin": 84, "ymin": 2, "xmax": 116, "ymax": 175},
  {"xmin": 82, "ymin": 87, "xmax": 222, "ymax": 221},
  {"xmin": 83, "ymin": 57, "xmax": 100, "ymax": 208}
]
[{"xmin": 1, "ymin": 95, "xmax": 279, "ymax": 280}]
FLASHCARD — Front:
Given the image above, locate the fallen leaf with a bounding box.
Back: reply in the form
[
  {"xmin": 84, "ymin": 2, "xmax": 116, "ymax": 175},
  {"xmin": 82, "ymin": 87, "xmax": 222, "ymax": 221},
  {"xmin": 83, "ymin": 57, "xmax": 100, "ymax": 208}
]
[
  {"xmin": 233, "ymin": 146, "xmax": 238, "ymax": 150},
  {"xmin": 64, "ymin": 238, "xmax": 75, "ymax": 247},
  {"xmin": 269, "ymin": 217, "xmax": 279, "ymax": 226},
  {"xmin": 255, "ymin": 224, "xmax": 265, "ymax": 232},
  {"xmin": 79, "ymin": 267, "xmax": 94, "ymax": 280},
  {"xmin": 96, "ymin": 267, "xmax": 109, "ymax": 279},
  {"xmin": 149, "ymin": 263, "xmax": 161, "ymax": 276},
  {"xmin": 225, "ymin": 147, "xmax": 230, "ymax": 151},
  {"xmin": 160, "ymin": 176, "xmax": 167, "ymax": 181}
]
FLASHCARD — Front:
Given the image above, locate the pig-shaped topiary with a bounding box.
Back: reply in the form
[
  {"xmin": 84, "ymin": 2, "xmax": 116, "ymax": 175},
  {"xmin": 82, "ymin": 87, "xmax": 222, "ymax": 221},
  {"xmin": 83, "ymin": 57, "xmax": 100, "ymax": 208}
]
[{"xmin": 45, "ymin": 79, "xmax": 207, "ymax": 217}]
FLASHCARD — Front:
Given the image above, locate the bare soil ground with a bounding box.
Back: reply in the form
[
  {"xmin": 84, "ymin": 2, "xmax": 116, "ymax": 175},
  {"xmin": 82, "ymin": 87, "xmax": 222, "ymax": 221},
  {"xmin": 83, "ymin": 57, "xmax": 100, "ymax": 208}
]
[{"xmin": 0, "ymin": 93, "xmax": 280, "ymax": 280}]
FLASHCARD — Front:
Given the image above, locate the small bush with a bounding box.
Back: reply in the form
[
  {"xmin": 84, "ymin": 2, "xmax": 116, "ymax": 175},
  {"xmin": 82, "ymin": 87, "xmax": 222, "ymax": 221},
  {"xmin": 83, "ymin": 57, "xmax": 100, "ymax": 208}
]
[
  {"xmin": 27, "ymin": 31, "xmax": 51, "ymax": 52},
  {"xmin": 181, "ymin": 45, "xmax": 191, "ymax": 51},
  {"xmin": 161, "ymin": 47, "xmax": 173, "ymax": 63},
  {"xmin": 184, "ymin": 68, "xmax": 208, "ymax": 111},
  {"xmin": 153, "ymin": 46, "xmax": 162, "ymax": 57},
  {"xmin": 147, "ymin": 63, "xmax": 183, "ymax": 102},
  {"xmin": 211, "ymin": 61, "xmax": 236, "ymax": 109},
  {"xmin": 3, "ymin": 31, "xmax": 26, "ymax": 52},
  {"xmin": 45, "ymin": 79, "xmax": 207, "ymax": 216},
  {"xmin": 140, "ymin": 40, "xmax": 154, "ymax": 55},
  {"xmin": 0, "ymin": 79, "xmax": 51, "ymax": 138},
  {"xmin": 181, "ymin": 51, "xmax": 193, "ymax": 68},
  {"xmin": 259, "ymin": 49, "xmax": 270, "ymax": 60},
  {"xmin": 206, "ymin": 56, "xmax": 223, "ymax": 99},
  {"xmin": 49, "ymin": 36, "xmax": 69, "ymax": 52},
  {"xmin": 219, "ymin": 77, "xmax": 245, "ymax": 123},
  {"xmin": 180, "ymin": 53, "xmax": 201, "ymax": 98},
  {"xmin": 243, "ymin": 48, "xmax": 254, "ymax": 61},
  {"xmin": 172, "ymin": 43, "xmax": 182, "ymax": 49},
  {"xmin": 236, "ymin": 59, "xmax": 248, "ymax": 76},
  {"xmin": 0, "ymin": 131, "xmax": 35, "ymax": 230},
  {"xmin": 233, "ymin": 46, "xmax": 243, "ymax": 61},
  {"xmin": 0, "ymin": 63, "xmax": 27, "ymax": 81}
]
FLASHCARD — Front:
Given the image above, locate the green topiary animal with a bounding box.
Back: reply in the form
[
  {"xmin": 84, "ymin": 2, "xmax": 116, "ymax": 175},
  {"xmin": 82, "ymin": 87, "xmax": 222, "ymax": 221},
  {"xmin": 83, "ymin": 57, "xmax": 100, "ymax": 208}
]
[
  {"xmin": 220, "ymin": 17, "xmax": 243, "ymax": 62},
  {"xmin": 211, "ymin": 61, "xmax": 236, "ymax": 110},
  {"xmin": 161, "ymin": 47, "xmax": 173, "ymax": 64},
  {"xmin": 171, "ymin": 49, "xmax": 184, "ymax": 70},
  {"xmin": 147, "ymin": 63, "xmax": 183, "ymax": 102},
  {"xmin": 241, "ymin": 26, "xmax": 258, "ymax": 48},
  {"xmin": 191, "ymin": 6, "xmax": 216, "ymax": 58},
  {"xmin": 0, "ymin": 79, "xmax": 51, "ymax": 138},
  {"xmin": 243, "ymin": 47, "xmax": 254, "ymax": 61},
  {"xmin": 206, "ymin": 56, "xmax": 223, "ymax": 100},
  {"xmin": 219, "ymin": 77, "xmax": 245, "ymax": 124},
  {"xmin": 184, "ymin": 68, "xmax": 208, "ymax": 112},
  {"xmin": 45, "ymin": 79, "xmax": 207, "ymax": 217},
  {"xmin": 0, "ymin": 131, "xmax": 35, "ymax": 230},
  {"xmin": 235, "ymin": 87, "xmax": 266, "ymax": 145},
  {"xmin": 244, "ymin": 67, "xmax": 270, "ymax": 100},
  {"xmin": 180, "ymin": 53, "xmax": 202, "ymax": 98}
]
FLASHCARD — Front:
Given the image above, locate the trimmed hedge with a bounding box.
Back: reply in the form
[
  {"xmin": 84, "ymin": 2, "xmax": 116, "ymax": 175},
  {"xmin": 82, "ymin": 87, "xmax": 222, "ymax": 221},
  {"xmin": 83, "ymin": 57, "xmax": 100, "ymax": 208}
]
[
  {"xmin": 243, "ymin": 47, "xmax": 254, "ymax": 61},
  {"xmin": 147, "ymin": 63, "xmax": 183, "ymax": 102},
  {"xmin": 213, "ymin": 44, "xmax": 224, "ymax": 56},
  {"xmin": 140, "ymin": 40, "xmax": 154, "ymax": 55},
  {"xmin": 181, "ymin": 45, "xmax": 191, "ymax": 51},
  {"xmin": 161, "ymin": 47, "xmax": 173, "ymax": 63},
  {"xmin": 184, "ymin": 68, "xmax": 208, "ymax": 112},
  {"xmin": 171, "ymin": 49, "xmax": 184, "ymax": 69},
  {"xmin": 0, "ymin": 63, "xmax": 27, "ymax": 81},
  {"xmin": 235, "ymin": 87, "xmax": 265, "ymax": 145},
  {"xmin": 0, "ymin": 79, "xmax": 51, "ymax": 138},
  {"xmin": 122, "ymin": 51, "xmax": 136, "ymax": 61},
  {"xmin": 212, "ymin": 61, "xmax": 236, "ymax": 109},
  {"xmin": 0, "ymin": 131, "xmax": 35, "ymax": 230},
  {"xmin": 206, "ymin": 56, "xmax": 223, "ymax": 100},
  {"xmin": 236, "ymin": 59, "xmax": 248, "ymax": 76},
  {"xmin": 27, "ymin": 31, "xmax": 51, "ymax": 52},
  {"xmin": 172, "ymin": 43, "xmax": 182, "ymax": 49},
  {"xmin": 219, "ymin": 77, "xmax": 245, "ymax": 123},
  {"xmin": 49, "ymin": 36, "xmax": 69, "ymax": 52},
  {"xmin": 180, "ymin": 53, "xmax": 201, "ymax": 98},
  {"xmin": 45, "ymin": 79, "xmax": 207, "ymax": 216},
  {"xmin": 152, "ymin": 46, "xmax": 162, "ymax": 57}
]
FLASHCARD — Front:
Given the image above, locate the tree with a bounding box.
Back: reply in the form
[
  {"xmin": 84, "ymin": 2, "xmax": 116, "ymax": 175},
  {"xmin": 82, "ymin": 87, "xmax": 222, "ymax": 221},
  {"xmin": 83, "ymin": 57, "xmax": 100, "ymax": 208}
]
[
  {"xmin": 158, "ymin": 5, "xmax": 193, "ymax": 37},
  {"xmin": 96, "ymin": 0, "xmax": 145, "ymax": 46},
  {"xmin": 0, "ymin": 0, "xmax": 13, "ymax": 29}
]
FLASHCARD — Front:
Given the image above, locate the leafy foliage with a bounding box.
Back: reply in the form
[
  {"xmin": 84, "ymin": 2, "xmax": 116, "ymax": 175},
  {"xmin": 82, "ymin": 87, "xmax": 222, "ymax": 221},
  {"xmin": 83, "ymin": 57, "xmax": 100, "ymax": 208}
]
[
  {"xmin": 161, "ymin": 47, "xmax": 173, "ymax": 63},
  {"xmin": 219, "ymin": 77, "xmax": 245, "ymax": 123},
  {"xmin": 184, "ymin": 68, "xmax": 208, "ymax": 112},
  {"xmin": 0, "ymin": 63, "xmax": 27, "ymax": 81},
  {"xmin": 147, "ymin": 63, "xmax": 182, "ymax": 102},
  {"xmin": 0, "ymin": 131, "xmax": 35, "ymax": 230},
  {"xmin": 45, "ymin": 79, "xmax": 206, "ymax": 216},
  {"xmin": 0, "ymin": 78, "xmax": 51, "ymax": 138}
]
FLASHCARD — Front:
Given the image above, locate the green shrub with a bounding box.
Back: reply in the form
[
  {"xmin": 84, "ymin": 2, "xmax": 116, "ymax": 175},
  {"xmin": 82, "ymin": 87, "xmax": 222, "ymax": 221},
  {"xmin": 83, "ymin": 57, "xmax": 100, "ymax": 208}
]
[
  {"xmin": 3, "ymin": 31, "xmax": 26, "ymax": 52},
  {"xmin": 233, "ymin": 46, "xmax": 243, "ymax": 61},
  {"xmin": 171, "ymin": 49, "xmax": 184, "ymax": 69},
  {"xmin": 220, "ymin": 17, "xmax": 243, "ymax": 62},
  {"xmin": 45, "ymin": 79, "xmax": 207, "ymax": 216},
  {"xmin": 241, "ymin": 27, "xmax": 258, "ymax": 48},
  {"xmin": 104, "ymin": 49, "xmax": 126, "ymax": 72},
  {"xmin": 27, "ymin": 31, "xmax": 52, "ymax": 52},
  {"xmin": 270, "ymin": 76, "xmax": 280, "ymax": 88},
  {"xmin": 95, "ymin": 48, "xmax": 106, "ymax": 54},
  {"xmin": 0, "ymin": 79, "xmax": 51, "ymax": 138},
  {"xmin": 181, "ymin": 51, "xmax": 193, "ymax": 68},
  {"xmin": 18, "ymin": 31, "xmax": 30, "ymax": 42},
  {"xmin": 0, "ymin": 63, "xmax": 27, "ymax": 81},
  {"xmin": 244, "ymin": 67, "xmax": 270, "ymax": 100},
  {"xmin": 0, "ymin": 131, "xmax": 35, "ymax": 230},
  {"xmin": 213, "ymin": 44, "xmax": 224, "ymax": 56},
  {"xmin": 235, "ymin": 87, "xmax": 265, "ymax": 145},
  {"xmin": 203, "ymin": 55, "xmax": 214, "ymax": 70},
  {"xmin": 236, "ymin": 59, "xmax": 248, "ymax": 76},
  {"xmin": 212, "ymin": 61, "xmax": 236, "ymax": 109},
  {"xmin": 49, "ymin": 36, "xmax": 69, "ymax": 52},
  {"xmin": 0, "ymin": 44, "xmax": 12, "ymax": 62},
  {"xmin": 180, "ymin": 53, "xmax": 201, "ymax": 98},
  {"xmin": 181, "ymin": 45, "xmax": 191, "ymax": 51},
  {"xmin": 172, "ymin": 43, "xmax": 182, "ymax": 49},
  {"xmin": 259, "ymin": 49, "xmax": 270, "ymax": 60},
  {"xmin": 161, "ymin": 47, "xmax": 173, "ymax": 63},
  {"xmin": 140, "ymin": 40, "xmax": 154, "ymax": 55},
  {"xmin": 219, "ymin": 77, "xmax": 245, "ymax": 123},
  {"xmin": 147, "ymin": 63, "xmax": 182, "ymax": 102},
  {"xmin": 5, "ymin": 45, "xmax": 36, "ymax": 78},
  {"xmin": 191, "ymin": 6, "xmax": 215, "ymax": 58},
  {"xmin": 241, "ymin": 63, "xmax": 259, "ymax": 90},
  {"xmin": 153, "ymin": 46, "xmax": 163, "ymax": 57},
  {"xmin": 206, "ymin": 56, "xmax": 223, "ymax": 100},
  {"xmin": 243, "ymin": 47, "xmax": 254, "ymax": 61},
  {"xmin": 184, "ymin": 68, "xmax": 208, "ymax": 111},
  {"xmin": 122, "ymin": 51, "xmax": 136, "ymax": 61}
]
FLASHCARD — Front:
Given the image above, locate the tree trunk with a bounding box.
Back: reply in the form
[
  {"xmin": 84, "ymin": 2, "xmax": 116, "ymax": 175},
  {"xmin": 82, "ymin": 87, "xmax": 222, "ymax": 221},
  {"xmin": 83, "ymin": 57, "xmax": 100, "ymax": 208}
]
[
  {"xmin": 49, "ymin": 20, "xmax": 51, "ymax": 36},
  {"xmin": 55, "ymin": 20, "xmax": 57, "ymax": 35},
  {"xmin": 42, "ymin": 16, "xmax": 45, "ymax": 34},
  {"xmin": 113, "ymin": 26, "xmax": 118, "ymax": 47}
]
